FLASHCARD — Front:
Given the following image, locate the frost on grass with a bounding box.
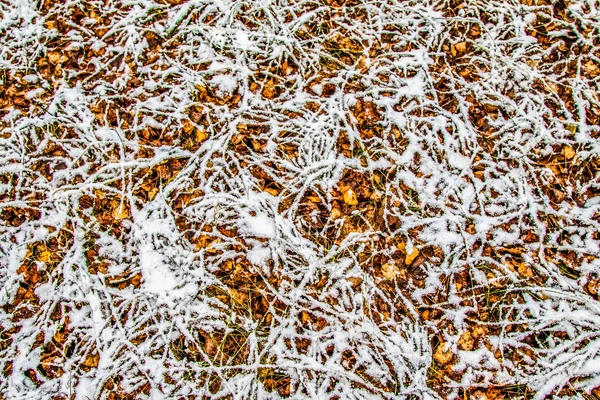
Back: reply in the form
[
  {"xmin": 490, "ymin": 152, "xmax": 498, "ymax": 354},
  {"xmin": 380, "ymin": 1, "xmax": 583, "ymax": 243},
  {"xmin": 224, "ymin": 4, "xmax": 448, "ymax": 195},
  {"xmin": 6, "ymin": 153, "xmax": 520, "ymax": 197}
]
[{"xmin": 0, "ymin": 0, "xmax": 599, "ymax": 398}]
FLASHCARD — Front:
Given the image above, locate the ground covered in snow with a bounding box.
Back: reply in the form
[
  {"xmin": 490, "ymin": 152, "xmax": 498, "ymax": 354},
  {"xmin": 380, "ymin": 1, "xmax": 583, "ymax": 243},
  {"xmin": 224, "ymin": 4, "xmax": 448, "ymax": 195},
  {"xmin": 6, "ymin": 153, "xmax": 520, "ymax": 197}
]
[{"xmin": 1, "ymin": 0, "xmax": 600, "ymax": 398}]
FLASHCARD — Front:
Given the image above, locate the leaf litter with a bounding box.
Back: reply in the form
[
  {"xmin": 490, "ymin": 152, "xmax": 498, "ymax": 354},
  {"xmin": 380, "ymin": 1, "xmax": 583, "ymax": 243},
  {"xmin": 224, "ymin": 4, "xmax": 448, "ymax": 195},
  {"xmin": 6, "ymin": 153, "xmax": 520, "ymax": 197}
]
[{"xmin": 0, "ymin": 0, "xmax": 599, "ymax": 398}]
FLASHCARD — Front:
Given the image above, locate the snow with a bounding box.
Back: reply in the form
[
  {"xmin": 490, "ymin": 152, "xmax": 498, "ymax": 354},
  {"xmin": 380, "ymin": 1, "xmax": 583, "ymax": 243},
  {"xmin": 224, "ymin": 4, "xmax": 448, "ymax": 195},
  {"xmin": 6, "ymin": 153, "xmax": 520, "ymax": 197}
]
[
  {"xmin": 1, "ymin": 0, "xmax": 599, "ymax": 398},
  {"xmin": 242, "ymin": 213, "xmax": 276, "ymax": 239}
]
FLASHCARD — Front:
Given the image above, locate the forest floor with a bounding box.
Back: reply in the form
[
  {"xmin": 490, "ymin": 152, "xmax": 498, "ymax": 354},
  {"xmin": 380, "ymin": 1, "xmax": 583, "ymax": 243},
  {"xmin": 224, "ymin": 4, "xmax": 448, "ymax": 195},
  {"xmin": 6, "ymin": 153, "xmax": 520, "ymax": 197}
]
[{"xmin": 1, "ymin": 0, "xmax": 600, "ymax": 399}]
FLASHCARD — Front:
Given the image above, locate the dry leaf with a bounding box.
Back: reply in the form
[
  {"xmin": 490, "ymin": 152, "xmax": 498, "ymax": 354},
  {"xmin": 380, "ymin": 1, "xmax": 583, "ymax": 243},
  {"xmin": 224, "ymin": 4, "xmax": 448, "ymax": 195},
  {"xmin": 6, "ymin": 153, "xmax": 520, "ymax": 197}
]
[
  {"xmin": 346, "ymin": 277, "xmax": 363, "ymax": 290},
  {"xmin": 486, "ymin": 388, "xmax": 504, "ymax": 400},
  {"xmin": 458, "ymin": 331, "xmax": 474, "ymax": 351},
  {"xmin": 112, "ymin": 203, "xmax": 129, "ymax": 220},
  {"xmin": 405, "ymin": 247, "xmax": 420, "ymax": 265},
  {"xmin": 38, "ymin": 250, "xmax": 53, "ymax": 263},
  {"xmin": 586, "ymin": 278, "xmax": 599, "ymax": 295},
  {"xmin": 53, "ymin": 330, "xmax": 67, "ymax": 345},
  {"xmin": 262, "ymin": 83, "xmax": 277, "ymax": 99},
  {"xmin": 455, "ymin": 41, "xmax": 467, "ymax": 53},
  {"xmin": 300, "ymin": 310, "xmax": 312, "ymax": 325},
  {"xmin": 83, "ymin": 353, "xmax": 100, "ymax": 368},
  {"xmin": 195, "ymin": 129, "xmax": 208, "ymax": 142},
  {"xmin": 585, "ymin": 60, "xmax": 597, "ymax": 71},
  {"xmin": 517, "ymin": 262, "xmax": 534, "ymax": 278},
  {"xmin": 148, "ymin": 187, "xmax": 159, "ymax": 200},
  {"xmin": 330, "ymin": 206, "xmax": 342, "ymax": 220},
  {"xmin": 433, "ymin": 342, "xmax": 453, "ymax": 365},
  {"xmin": 182, "ymin": 119, "xmax": 194, "ymax": 133},
  {"xmin": 343, "ymin": 188, "xmax": 358, "ymax": 206},
  {"xmin": 562, "ymin": 145, "xmax": 575, "ymax": 159},
  {"xmin": 397, "ymin": 241, "xmax": 406, "ymax": 253},
  {"xmin": 265, "ymin": 187, "xmax": 279, "ymax": 197},
  {"xmin": 381, "ymin": 263, "xmax": 397, "ymax": 280},
  {"xmin": 47, "ymin": 51, "xmax": 61, "ymax": 64}
]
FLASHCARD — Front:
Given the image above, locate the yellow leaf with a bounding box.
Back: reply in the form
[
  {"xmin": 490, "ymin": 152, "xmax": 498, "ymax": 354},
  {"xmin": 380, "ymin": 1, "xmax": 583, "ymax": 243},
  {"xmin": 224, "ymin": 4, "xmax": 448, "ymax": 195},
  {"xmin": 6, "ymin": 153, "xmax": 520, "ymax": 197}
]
[
  {"xmin": 38, "ymin": 250, "xmax": 53, "ymax": 263},
  {"xmin": 562, "ymin": 145, "xmax": 576, "ymax": 159},
  {"xmin": 517, "ymin": 262, "xmax": 534, "ymax": 278},
  {"xmin": 148, "ymin": 187, "xmax": 159, "ymax": 200},
  {"xmin": 47, "ymin": 51, "xmax": 61, "ymax": 64},
  {"xmin": 182, "ymin": 119, "xmax": 194, "ymax": 134},
  {"xmin": 454, "ymin": 41, "xmax": 467, "ymax": 53},
  {"xmin": 343, "ymin": 188, "xmax": 358, "ymax": 206},
  {"xmin": 83, "ymin": 353, "xmax": 100, "ymax": 368},
  {"xmin": 195, "ymin": 129, "xmax": 208, "ymax": 142},
  {"xmin": 405, "ymin": 247, "xmax": 420, "ymax": 265},
  {"xmin": 265, "ymin": 187, "xmax": 279, "ymax": 197},
  {"xmin": 112, "ymin": 203, "xmax": 129, "ymax": 220},
  {"xmin": 458, "ymin": 331, "xmax": 474, "ymax": 351},
  {"xmin": 330, "ymin": 207, "xmax": 342, "ymax": 220},
  {"xmin": 584, "ymin": 60, "xmax": 597, "ymax": 71},
  {"xmin": 381, "ymin": 263, "xmax": 397, "ymax": 280},
  {"xmin": 397, "ymin": 241, "xmax": 406, "ymax": 254}
]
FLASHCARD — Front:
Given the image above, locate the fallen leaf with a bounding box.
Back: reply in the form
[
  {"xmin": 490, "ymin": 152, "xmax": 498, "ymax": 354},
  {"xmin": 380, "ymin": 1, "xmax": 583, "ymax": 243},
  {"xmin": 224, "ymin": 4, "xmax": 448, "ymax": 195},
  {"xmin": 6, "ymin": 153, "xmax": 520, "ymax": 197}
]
[
  {"xmin": 397, "ymin": 241, "xmax": 406, "ymax": 253},
  {"xmin": 586, "ymin": 277, "xmax": 599, "ymax": 295},
  {"xmin": 453, "ymin": 41, "xmax": 467, "ymax": 55},
  {"xmin": 346, "ymin": 277, "xmax": 363, "ymax": 290},
  {"xmin": 486, "ymin": 387, "xmax": 504, "ymax": 400},
  {"xmin": 300, "ymin": 310, "xmax": 312, "ymax": 325},
  {"xmin": 112, "ymin": 203, "xmax": 129, "ymax": 220},
  {"xmin": 148, "ymin": 187, "xmax": 159, "ymax": 200},
  {"xmin": 182, "ymin": 119, "xmax": 194, "ymax": 133},
  {"xmin": 585, "ymin": 60, "xmax": 597, "ymax": 71},
  {"xmin": 265, "ymin": 187, "xmax": 279, "ymax": 197},
  {"xmin": 262, "ymin": 83, "xmax": 277, "ymax": 99},
  {"xmin": 195, "ymin": 129, "xmax": 208, "ymax": 142},
  {"xmin": 47, "ymin": 51, "xmax": 61, "ymax": 64},
  {"xmin": 343, "ymin": 188, "xmax": 358, "ymax": 206},
  {"xmin": 381, "ymin": 263, "xmax": 397, "ymax": 280},
  {"xmin": 330, "ymin": 207, "xmax": 342, "ymax": 220},
  {"xmin": 517, "ymin": 262, "xmax": 534, "ymax": 278},
  {"xmin": 83, "ymin": 352, "xmax": 100, "ymax": 368},
  {"xmin": 405, "ymin": 247, "xmax": 420, "ymax": 265},
  {"xmin": 458, "ymin": 331, "xmax": 474, "ymax": 351},
  {"xmin": 433, "ymin": 342, "xmax": 453, "ymax": 365},
  {"xmin": 562, "ymin": 145, "xmax": 575, "ymax": 159},
  {"xmin": 38, "ymin": 250, "xmax": 53, "ymax": 263}
]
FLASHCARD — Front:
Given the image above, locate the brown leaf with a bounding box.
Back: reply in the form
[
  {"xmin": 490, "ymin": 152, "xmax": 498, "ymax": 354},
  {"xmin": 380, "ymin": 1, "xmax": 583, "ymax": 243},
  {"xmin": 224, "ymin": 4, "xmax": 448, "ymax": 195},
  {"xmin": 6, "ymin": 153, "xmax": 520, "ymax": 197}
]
[
  {"xmin": 585, "ymin": 277, "xmax": 599, "ymax": 295},
  {"xmin": 300, "ymin": 310, "xmax": 312, "ymax": 325},
  {"xmin": 346, "ymin": 277, "xmax": 363, "ymax": 290}
]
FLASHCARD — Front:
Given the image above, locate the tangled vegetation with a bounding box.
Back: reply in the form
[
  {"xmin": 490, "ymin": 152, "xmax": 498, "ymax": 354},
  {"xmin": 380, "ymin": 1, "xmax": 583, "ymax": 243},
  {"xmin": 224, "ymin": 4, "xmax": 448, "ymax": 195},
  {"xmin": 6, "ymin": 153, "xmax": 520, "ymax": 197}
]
[{"xmin": 1, "ymin": 0, "xmax": 599, "ymax": 398}]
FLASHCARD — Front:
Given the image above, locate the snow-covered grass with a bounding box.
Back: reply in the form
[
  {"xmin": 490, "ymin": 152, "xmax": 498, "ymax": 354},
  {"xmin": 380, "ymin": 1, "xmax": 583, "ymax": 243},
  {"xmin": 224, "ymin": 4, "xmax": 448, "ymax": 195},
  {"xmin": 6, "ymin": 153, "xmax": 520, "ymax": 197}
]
[{"xmin": 0, "ymin": 0, "xmax": 599, "ymax": 398}]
